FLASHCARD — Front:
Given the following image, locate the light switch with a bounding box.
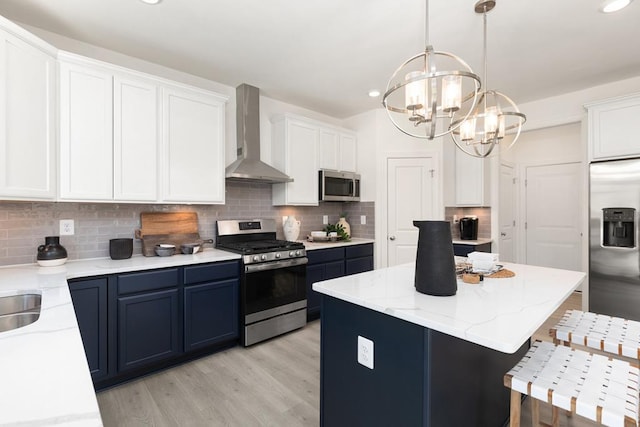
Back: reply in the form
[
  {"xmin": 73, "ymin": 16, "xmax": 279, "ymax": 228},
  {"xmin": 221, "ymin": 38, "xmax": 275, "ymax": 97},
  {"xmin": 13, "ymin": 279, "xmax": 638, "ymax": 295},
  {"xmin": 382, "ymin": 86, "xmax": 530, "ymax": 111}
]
[
  {"xmin": 323, "ymin": 215, "xmax": 329, "ymax": 225},
  {"xmin": 360, "ymin": 215, "xmax": 366, "ymax": 225},
  {"xmin": 357, "ymin": 335, "xmax": 374, "ymax": 369}
]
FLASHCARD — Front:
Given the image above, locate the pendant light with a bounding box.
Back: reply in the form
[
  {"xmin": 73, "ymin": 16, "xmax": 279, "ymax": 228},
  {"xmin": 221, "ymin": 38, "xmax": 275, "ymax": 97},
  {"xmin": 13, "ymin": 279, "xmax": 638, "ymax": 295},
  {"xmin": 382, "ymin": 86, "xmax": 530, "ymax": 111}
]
[
  {"xmin": 382, "ymin": 0, "xmax": 482, "ymax": 140},
  {"xmin": 450, "ymin": 0, "xmax": 526, "ymax": 158}
]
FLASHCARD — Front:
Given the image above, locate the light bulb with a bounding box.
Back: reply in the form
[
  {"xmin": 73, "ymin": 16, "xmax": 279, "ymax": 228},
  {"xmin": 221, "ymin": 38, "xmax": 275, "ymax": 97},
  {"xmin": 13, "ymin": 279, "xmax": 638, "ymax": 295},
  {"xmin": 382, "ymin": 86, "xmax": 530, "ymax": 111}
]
[
  {"xmin": 484, "ymin": 106, "xmax": 499, "ymax": 138},
  {"xmin": 460, "ymin": 118, "xmax": 476, "ymax": 142},
  {"xmin": 405, "ymin": 71, "xmax": 426, "ymax": 114},
  {"xmin": 442, "ymin": 75, "xmax": 461, "ymax": 112}
]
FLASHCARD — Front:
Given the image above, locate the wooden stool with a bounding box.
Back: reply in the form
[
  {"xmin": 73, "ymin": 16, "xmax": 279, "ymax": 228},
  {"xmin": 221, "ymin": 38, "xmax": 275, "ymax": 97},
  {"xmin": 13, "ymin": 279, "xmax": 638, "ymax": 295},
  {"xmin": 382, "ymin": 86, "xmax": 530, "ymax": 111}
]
[
  {"xmin": 504, "ymin": 340, "xmax": 640, "ymax": 427},
  {"xmin": 550, "ymin": 310, "xmax": 640, "ymax": 360}
]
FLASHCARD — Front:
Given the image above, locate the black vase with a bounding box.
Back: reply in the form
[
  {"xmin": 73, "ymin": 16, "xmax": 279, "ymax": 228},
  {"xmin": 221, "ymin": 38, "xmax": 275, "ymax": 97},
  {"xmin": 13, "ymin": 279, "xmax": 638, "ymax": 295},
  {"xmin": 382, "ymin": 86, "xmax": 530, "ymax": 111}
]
[
  {"xmin": 413, "ymin": 221, "xmax": 457, "ymax": 296},
  {"xmin": 37, "ymin": 236, "xmax": 68, "ymax": 261}
]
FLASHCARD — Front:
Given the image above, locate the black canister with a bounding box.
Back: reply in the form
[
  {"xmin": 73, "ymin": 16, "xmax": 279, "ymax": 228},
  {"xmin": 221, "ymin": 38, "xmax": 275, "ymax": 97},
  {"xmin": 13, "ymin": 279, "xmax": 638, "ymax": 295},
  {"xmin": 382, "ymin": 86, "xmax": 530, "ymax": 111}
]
[
  {"xmin": 413, "ymin": 221, "xmax": 457, "ymax": 296},
  {"xmin": 109, "ymin": 238, "xmax": 133, "ymax": 260},
  {"xmin": 37, "ymin": 236, "xmax": 68, "ymax": 261}
]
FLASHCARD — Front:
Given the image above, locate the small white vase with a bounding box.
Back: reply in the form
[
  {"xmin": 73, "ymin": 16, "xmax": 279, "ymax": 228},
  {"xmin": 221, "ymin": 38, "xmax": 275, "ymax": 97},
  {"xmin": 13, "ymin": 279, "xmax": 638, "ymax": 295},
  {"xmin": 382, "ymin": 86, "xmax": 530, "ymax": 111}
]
[
  {"xmin": 338, "ymin": 216, "xmax": 350, "ymax": 238},
  {"xmin": 283, "ymin": 215, "xmax": 301, "ymax": 241}
]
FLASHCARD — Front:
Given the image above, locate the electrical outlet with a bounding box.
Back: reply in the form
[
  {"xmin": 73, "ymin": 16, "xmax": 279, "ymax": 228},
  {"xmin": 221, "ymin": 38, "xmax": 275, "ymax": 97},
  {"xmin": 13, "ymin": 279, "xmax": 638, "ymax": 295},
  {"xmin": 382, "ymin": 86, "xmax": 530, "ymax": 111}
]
[
  {"xmin": 360, "ymin": 215, "xmax": 366, "ymax": 225},
  {"xmin": 60, "ymin": 219, "xmax": 74, "ymax": 236},
  {"xmin": 357, "ymin": 335, "xmax": 374, "ymax": 369},
  {"xmin": 322, "ymin": 215, "xmax": 329, "ymax": 225}
]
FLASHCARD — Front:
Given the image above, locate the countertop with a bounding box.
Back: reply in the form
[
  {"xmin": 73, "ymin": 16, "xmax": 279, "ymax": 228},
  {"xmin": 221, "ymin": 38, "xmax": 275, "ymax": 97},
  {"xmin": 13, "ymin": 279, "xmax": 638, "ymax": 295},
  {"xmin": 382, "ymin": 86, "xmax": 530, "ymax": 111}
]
[
  {"xmin": 0, "ymin": 248, "xmax": 240, "ymax": 426},
  {"xmin": 313, "ymin": 261, "xmax": 585, "ymax": 354},
  {"xmin": 451, "ymin": 238, "xmax": 492, "ymax": 245},
  {"xmin": 301, "ymin": 237, "xmax": 375, "ymax": 251}
]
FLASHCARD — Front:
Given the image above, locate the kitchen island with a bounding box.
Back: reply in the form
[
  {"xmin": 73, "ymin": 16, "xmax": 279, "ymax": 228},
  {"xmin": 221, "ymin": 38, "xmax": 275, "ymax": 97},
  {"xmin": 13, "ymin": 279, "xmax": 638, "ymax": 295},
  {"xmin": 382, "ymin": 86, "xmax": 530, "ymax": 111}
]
[{"xmin": 313, "ymin": 261, "xmax": 586, "ymax": 426}]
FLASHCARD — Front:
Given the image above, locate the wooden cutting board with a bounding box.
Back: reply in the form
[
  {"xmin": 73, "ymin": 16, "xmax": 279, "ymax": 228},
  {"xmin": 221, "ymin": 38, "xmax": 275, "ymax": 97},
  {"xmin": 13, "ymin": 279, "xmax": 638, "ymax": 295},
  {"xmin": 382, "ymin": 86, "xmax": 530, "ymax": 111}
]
[{"xmin": 138, "ymin": 212, "xmax": 199, "ymax": 237}]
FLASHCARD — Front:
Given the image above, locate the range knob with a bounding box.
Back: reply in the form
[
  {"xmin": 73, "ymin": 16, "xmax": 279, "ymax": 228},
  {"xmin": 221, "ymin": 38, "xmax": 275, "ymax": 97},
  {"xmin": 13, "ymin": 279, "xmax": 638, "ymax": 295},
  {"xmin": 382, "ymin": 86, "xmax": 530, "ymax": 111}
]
[
  {"xmin": 275, "ymin": 253, "xmax": 281, "ymax": 259},
  {"xmin": 252, "ymin": 256, "xmax": 259, "ymax": 262},
  {"xmin": 261, "ymin": 254, "xmax": 267, "ymax": 261},
  {"xmin": 295, "ymin": 250, "xmax": 301, "ymax": 256},
  {"xmin": 289, "ymin": 251, "xmax": 295, "ymax": 257}
]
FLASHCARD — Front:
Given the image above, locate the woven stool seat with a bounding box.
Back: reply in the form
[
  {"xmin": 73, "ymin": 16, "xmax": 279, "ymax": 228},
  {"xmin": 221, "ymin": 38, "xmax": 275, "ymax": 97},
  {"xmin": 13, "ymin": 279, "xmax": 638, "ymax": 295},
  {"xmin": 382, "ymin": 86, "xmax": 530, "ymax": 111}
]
[
  {"xmin": 551, "ymin": 310, "xmax": 640, "ymax": 359},
  {"xmin": 504, "ymin": 341, "xmax": 640, "ymax": 427}
]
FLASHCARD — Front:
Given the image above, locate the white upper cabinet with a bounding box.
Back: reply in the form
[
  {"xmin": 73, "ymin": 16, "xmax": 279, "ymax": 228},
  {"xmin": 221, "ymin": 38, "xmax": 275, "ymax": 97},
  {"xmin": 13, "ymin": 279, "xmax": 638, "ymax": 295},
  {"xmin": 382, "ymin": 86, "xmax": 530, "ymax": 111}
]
[
  {"xmin": 113, "ymin": 75, "xmax": 158, "ymax": 201},
  {"xmin": 272, "ymin": 115, "xmax": 319, "ymax": 206},
  {"xmin": 588, "ymin": 94, "xmax": 640, "ymax": 162},
  {"xmin": 318, "ymin": 126, "xmax": 357, "ymax": 173},
  {"xmin": 59, "ymin": 53, "xmax": 226, "ymax": 204},
  {"xmin": 162, "ymin": 85, "xmax": 226, "ymax": 204},
  {"xmin": 59, "ymin": 60, "xmax": 114, "ymax": 200},
  {"xmin": 443, "ymin": 140, "xmax": 491, "ymax": 207},
  {"xmin": 0, "ymin": 25, "xmax": 56, "ymax": 200},
  {"xmin": 454, "ymin": 151, "xmax": 491, "ymax": 206}
]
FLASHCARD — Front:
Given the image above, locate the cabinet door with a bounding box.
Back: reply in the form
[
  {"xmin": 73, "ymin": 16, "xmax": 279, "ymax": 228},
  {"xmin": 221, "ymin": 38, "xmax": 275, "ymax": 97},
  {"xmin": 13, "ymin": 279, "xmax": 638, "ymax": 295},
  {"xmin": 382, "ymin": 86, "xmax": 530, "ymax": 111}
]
[
  {"xmin": 455, "ymin": 152, "xmax": 489, "ymax": 206},
  {"xmin": 589, "ymin": 96, "xmax": 640, "ymax": 161},
  {"xmin": 162, "ymin": 85, "xmax": 225, "ymax": 203},
  {"xmin": 272, "ymin": 118, "xmax": 319, "ymax": 206},
  {"xmin": 59, "ymin": 61, "xmax": 113, "ymax": 200},
  {"xmin": 0, "ymin": 31, "xmax": 56, "ymax": 199},
  {"xmin": 113, "ymin": 75, "xmax": 158, "ymax": 201},
  {"xmin": 306, "ymin": 264, "xmax": 325, "ymax": 318},
  {"xmin": 339, "ymin": 132, "xmax": 357, "ymax": 173},
  {"xmin": 184, "ymin": 279, "xmax": 238, "ymax": 352},
  {"xmin": 117, "ymin": 288, "xmax": 181, "ymax": 372},
  {"xmin": 318, "ymin": 128, "xmax": 339, "ymax": 170},
  {"xmin": 69, "ymin": 278, "xmax": 109, "ymax": 381}
]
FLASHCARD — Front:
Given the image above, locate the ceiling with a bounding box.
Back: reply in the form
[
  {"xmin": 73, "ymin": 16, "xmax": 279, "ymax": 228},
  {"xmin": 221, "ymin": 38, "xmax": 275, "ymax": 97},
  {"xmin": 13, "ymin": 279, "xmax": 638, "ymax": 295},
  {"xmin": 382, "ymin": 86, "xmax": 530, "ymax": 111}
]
[{"xmin": 1, "ymin": 0, "xmax": 639, "ymax": 119}]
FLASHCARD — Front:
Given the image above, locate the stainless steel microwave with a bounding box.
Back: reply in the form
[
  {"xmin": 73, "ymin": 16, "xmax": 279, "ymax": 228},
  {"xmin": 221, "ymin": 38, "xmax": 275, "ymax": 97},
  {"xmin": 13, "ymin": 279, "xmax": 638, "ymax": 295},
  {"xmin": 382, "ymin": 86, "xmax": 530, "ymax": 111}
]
[{"xmin": 319, "ymin": 170, "xmax": 360, "ymax": 202}]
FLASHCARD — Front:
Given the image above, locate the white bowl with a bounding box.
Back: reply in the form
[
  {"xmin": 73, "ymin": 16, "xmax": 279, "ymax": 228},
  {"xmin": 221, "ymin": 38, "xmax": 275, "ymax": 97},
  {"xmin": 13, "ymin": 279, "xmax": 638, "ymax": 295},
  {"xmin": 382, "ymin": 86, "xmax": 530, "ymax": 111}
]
[{"xmin": 311, "ymin": 231, "xmax": 326, "ymax": 238}]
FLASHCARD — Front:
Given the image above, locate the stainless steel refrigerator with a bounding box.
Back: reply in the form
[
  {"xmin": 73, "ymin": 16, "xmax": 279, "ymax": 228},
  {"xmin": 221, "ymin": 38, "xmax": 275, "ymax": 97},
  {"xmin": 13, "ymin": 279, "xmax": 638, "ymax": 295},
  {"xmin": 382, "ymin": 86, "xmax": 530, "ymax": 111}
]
[{"xmin": 590, "ymin": 158, "xmax": 640, "ymax": 321}]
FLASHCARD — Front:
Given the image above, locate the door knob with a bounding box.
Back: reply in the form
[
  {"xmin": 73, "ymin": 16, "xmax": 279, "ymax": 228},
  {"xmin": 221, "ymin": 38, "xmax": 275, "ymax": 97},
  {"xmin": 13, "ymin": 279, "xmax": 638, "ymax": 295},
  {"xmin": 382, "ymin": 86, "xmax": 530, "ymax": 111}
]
[
  {"xmin": 389, "ymin": 236, "xmax": 396, "ymax": 241},
  {"xmin": 500, "ymin": 232, "xmax": 507, "ymax": 237}
]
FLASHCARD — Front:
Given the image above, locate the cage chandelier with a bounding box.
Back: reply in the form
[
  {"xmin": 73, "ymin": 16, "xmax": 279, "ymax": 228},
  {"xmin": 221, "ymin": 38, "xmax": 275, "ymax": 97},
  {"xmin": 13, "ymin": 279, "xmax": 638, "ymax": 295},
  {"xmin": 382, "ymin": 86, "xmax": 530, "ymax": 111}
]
[
  {"xmin": 382, "ymin": 0, "xmax": 482, "ymax": 140},
  {"xmin": 449, "ymin": 0, "xmax": 526, "ymax": 158}
]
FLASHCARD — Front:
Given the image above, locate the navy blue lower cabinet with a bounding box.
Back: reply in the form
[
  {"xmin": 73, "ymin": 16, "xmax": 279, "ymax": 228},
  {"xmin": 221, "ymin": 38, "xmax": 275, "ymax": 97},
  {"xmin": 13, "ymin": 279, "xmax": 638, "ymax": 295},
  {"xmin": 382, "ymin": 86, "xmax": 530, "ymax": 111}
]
[
  {"xmin": 69, "ymin": 277, "xmax": 109, "ymax": 381},
  {"xmin": 117, "ymin": 288, "xmax": 181, "ymax": 372},
  {"xmin": 306, "ymin": 248, "xmax": 345, "ymax": 321},
  {"xmin": 453, "ymin": 242, "xmax": 491, "ymax": 257},
  {"xmin": 320, "ymin": 296, "xmax": 528, "ymax": 426},
  {"xmin": 184, "ymin": 278, "xmax": 239, "ymax": 352},
  {"xmin": 345, "ymin": 243, "xmax": 374, "ymax": 275}
]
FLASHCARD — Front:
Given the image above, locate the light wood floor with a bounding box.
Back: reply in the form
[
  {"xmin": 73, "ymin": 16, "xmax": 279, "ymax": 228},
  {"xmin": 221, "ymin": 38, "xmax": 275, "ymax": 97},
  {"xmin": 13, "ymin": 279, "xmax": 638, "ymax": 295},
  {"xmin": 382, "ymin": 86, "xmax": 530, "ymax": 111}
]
[{"xmin": 98, "ymin": 292, "xmax": 599, "ymax": 427}]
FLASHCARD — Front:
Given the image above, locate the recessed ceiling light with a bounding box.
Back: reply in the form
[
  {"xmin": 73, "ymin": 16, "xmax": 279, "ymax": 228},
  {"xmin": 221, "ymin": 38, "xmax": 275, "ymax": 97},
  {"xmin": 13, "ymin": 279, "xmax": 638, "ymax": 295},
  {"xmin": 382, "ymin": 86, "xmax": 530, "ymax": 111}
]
[
  {"xmin": 368, "ymin": 90, "xmax": 381, "ymax": 98},
  {"xmin": 601, "ymin": 0, "xmax": 633, "ymax": 13},
  {"xmin": 139, "ymin": 0, "xmax": 161, "ymax": 4}
]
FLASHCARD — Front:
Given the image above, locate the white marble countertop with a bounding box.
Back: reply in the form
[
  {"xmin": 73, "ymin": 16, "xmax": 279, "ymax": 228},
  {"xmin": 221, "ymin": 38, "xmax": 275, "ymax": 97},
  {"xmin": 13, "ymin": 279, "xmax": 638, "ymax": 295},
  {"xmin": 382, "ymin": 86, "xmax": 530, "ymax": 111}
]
[
  {"xmin": 301, "ymin": 237, "xmax": 375, "ymax": 251},
  {"xmin": 0, "ymin": 248, "xmax": 240, "ymax": 426},
  {"xmin": 451, "ymin": 238, "xmax": 492, "ymax": 245},
  {"xmin": 313, "ymin": 261, "xmax": 585, "ymax": 354}
]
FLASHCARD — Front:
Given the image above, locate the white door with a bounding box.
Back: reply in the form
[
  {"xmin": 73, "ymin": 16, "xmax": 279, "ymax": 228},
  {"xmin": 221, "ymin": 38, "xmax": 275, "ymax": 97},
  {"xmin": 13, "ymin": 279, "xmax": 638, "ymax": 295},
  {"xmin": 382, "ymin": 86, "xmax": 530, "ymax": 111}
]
[
  {"xmin": 499, "ymin": 162, "xmax": 516, "ymax": 262},
  {"xmin": 0, "ymin": 31, "xmax": 56, "ymax": 199},
  {"xmin": 113, "ymin": 75, "xmax": 158, "ymax": 201},
  {"xmin": 162, "ymin": 85, "xmax": 226, "ymax": 203},
  {"xmin": 387, "ymin": 157, "xmax": 437, "ymax": 266},
  {"xmin": 59, "ymin": 61, "xmax": 113, "ymax": 200},
  {"xmin": 525, "ymin": 163, "xmax": 582, "ymax": 270}
]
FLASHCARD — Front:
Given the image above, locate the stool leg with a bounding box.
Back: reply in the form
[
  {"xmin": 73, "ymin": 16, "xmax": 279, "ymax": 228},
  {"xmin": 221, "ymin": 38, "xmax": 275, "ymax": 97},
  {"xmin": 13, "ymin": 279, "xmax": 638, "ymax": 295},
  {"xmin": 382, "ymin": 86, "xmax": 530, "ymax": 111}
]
[
  {"xmin": 551, "ymin": 406, "xmax": 559, "ymax": 427},
  {"xmin": 531, "ymin": 398, "xmax": 540, "ymax": 426},
  {"xmin": 510, "ymin": 389, "xmax": 521, "ymax": 427}
]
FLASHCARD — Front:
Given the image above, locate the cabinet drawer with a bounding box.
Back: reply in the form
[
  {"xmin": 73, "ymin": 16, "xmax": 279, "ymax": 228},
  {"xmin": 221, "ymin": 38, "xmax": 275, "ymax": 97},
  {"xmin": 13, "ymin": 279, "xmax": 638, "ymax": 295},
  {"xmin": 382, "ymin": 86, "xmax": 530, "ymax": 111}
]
[
  {"xmin": 307, "ymin": 247, "xmax": 345, "ymax": 264},
  {"xmin": 345, "ymin": 244, "xmax": 373, "ymax": 259},
  {"xmin": 117, "ymin": 268, "xmax": 179, "ymax": 295},
  {"xmin": 183, "ymin": 261, "xmax": 240, "ymax": 285}
]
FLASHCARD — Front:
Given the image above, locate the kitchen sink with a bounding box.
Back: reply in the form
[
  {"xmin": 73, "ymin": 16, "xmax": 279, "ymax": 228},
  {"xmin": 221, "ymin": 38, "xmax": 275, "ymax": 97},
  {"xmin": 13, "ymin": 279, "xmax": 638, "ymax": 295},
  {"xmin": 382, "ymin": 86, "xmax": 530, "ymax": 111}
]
[{"xmin": 0, "ymin": 293, "xmax": 41, "ymax": 333}]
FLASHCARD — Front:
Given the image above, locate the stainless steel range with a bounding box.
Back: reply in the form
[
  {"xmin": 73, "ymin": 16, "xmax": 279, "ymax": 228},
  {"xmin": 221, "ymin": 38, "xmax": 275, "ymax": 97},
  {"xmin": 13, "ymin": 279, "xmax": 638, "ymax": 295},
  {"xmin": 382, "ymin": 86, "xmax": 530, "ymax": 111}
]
[{"xmin": 216, "ymin": 219, "xmax": 307, "ymax": 346}]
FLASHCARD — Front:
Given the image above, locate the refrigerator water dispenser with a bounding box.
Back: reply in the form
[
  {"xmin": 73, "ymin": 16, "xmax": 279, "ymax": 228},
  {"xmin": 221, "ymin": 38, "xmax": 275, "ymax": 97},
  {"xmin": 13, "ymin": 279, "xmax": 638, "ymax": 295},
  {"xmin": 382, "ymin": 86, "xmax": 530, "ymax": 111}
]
[{"xmin": 602, "ymin": 207, "xmax": 635, "ymax": 248}]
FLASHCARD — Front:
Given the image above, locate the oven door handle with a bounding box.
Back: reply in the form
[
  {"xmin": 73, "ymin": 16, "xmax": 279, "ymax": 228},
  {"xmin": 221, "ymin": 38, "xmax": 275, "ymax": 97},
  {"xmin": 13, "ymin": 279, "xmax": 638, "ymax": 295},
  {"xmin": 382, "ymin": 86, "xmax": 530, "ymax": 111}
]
[{"xmin": 245, "ymin": 257, "xmax": 308, "ymax": 273}]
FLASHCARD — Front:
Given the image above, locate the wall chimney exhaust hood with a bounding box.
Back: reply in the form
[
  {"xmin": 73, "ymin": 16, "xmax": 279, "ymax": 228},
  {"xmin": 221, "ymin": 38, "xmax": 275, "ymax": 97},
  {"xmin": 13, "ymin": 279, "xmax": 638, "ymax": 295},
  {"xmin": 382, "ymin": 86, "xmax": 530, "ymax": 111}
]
[{"xmin": 225, "ymin": 84, "xmax": 293, "ymax": 183}]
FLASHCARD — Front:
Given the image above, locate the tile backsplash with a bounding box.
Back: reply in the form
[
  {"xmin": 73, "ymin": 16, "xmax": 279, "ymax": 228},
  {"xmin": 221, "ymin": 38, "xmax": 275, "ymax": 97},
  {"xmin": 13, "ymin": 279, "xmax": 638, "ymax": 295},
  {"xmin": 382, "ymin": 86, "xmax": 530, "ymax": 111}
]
[
  {"xmin": 444, "ymin": 207, "xmax": 491, "ymax": 240},
  {"xmin": 0, "ymin": 182, "xmax": 374, "ymax": 266}
]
